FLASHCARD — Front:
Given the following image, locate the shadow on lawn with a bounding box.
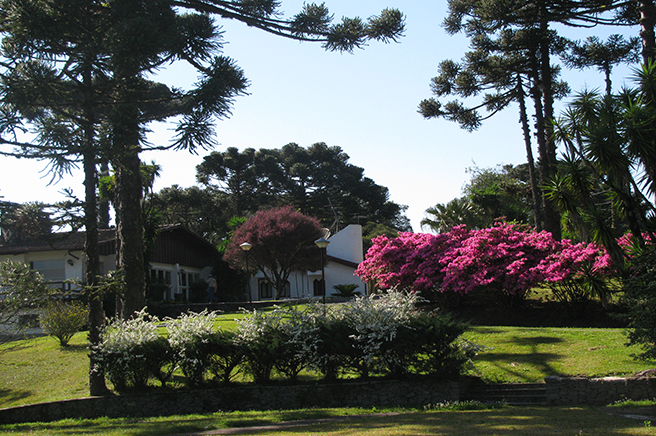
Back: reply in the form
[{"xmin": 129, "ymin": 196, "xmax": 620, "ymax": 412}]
[{"xmin": 0, "ymin": 388, "xmax": 34, "ymax": 408}]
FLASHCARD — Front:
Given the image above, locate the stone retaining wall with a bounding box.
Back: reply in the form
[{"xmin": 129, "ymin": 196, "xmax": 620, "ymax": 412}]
[
  {"xmin": 0, "ymin": 378, "xmax": 466, "ymax": 425},
  {"xmin": 5, "ymin": 376, "xmax": 656, "ymax": 424},
  {"xmin": 545, "ymin": 376, "xmax": 656, "ymax": 405}
]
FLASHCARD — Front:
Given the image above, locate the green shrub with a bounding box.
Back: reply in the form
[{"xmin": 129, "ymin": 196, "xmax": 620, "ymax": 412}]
[
  {"xmin": 40, "ymin": 300, "xmax": 89, "ymax": 346},
  {"xmin": 167, "ymin": 310, "xmax": 220, "ymax": 387},
  {"xmin": 95, "ymin": 309, "xmax": 170, "ymax": 392},
  {"xmin": 207, "ymin": 329, "xmax": 244, "ymax": 384},
  {"xmin": 392, "ymin": 312, "xmax": 475, "ymax": 379},
  {"xmin": 331, "ymin": 284, "xmax": 361, "ymax": 297},
  {"xmin": 236, "ymin": 309, "xmax": 292, "ymax": 383},
  {"xmin": 622, "ymin": 244, "xmax": 656, "ymax": 360}
]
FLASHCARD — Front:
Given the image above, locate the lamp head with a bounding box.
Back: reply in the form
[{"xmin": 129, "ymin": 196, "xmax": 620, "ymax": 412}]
[
  {"xmin": 240, "ymin": 242, "xmax": 252, "ymax": 251},
  {"xmin": 314, "ymin": 237, "xmax": 330, "ymax": 249}
]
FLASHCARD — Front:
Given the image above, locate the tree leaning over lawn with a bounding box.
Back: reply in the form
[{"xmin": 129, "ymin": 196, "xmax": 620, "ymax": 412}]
[{"xmin": 224, "ymin": 206, "xmax": 325, "ymax": 300}]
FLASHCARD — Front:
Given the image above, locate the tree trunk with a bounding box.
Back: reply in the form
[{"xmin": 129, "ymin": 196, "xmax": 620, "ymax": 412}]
[
  {"xmin": 516, "ymin": 76, "xmax": 543, "ymax": 230},
  {"xmin": 81, "ymin": 62, "xmax": 108, "ymax": 396},
  {"xmin": 113, "ymin": 149, "xmax": 146, "ymax": 318},
  {"xmin": 538, "ymin": 13, "xmax": 561, "ymax": 240},
  {"xmin": 640, "ymin": 0, "xmax": 656, "ymax": 65}
]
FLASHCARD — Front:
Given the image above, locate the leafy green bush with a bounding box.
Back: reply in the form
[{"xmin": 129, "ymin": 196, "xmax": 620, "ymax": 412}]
[
  {"xmin": 40, "ymin": 300, "xmax": 89, "ymax": 346},
  {"xmin": 331, "ymin": 284, "xmax": 361, "ymax": 297},
  {"xmin": 392, "ymin": 312, "xmax": 476, "ymax": 378},
  {"xmin": 207, "ymin": 329, "xmax": 244, "ymax": 384},
  {"xmin": 236, "ymin": 309, "xmax": 290, "ymax": 383},
  {"xmin": 622, "ymin": 245, "xmax": 656, "ymax": 360}
]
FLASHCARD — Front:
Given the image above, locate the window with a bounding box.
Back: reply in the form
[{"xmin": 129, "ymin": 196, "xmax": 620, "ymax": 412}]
[
  {"xmin": 313, "ymin": 278, "xmax": 324, "ymax": 297},
  {"xmin": 259, "ymin": 280, "xmax": 273, "ymax": 299},
  {"xmin": 31, "ymin": 260, "xmax": 66, "ymax": 283}
]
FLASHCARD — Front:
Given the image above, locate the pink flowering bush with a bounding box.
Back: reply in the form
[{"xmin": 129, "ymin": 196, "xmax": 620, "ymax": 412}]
[
  {"xmin": 538, "ymin": 239, "xmax": 614, "ymax": 312},
  {"xmin": 355, "ymin": 226, "xmax": 470, "ymax": 298},
  {"xmin": 356, "ymin": 223, "xmax": 618, "ymax": 309}
]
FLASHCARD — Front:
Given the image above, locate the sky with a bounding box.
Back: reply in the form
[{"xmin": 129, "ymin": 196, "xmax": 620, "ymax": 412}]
[{"xmin": 0, "ymin": 0, "xmax": 640, "ymax": 232}]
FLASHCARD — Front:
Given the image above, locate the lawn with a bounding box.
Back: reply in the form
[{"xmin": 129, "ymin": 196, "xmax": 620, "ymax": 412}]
[
  {"xmin": 463, "ymin": 326, "xmax": 652, "ymax": 383},
  {"xmin": 1, "ymin": 405, "xmax": 656, "ymax": 435}
]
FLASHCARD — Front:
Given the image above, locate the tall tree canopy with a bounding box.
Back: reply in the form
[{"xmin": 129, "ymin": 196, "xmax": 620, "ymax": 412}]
[
  {"xmin": 194, "ymin": 142, "xmax": 411, "ymax": 233},
  {"xmin": 422, "ymin": 163, "xmax": 533, "ymax": 233}
]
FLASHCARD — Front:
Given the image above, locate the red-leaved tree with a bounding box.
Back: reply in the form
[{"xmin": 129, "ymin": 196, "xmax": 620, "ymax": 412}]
[{"xmin": 224, "ymin": 206, "xmax": 325, "ymax": 299}]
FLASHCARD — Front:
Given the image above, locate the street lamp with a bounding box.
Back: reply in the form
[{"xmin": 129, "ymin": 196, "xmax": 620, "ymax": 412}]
[
  {"xmin": 240, "ymin": 242, "xmax": 253, "ymax": 308},
  {"xmin": 314, "ymin": 237, "xmax": 330, "ymax": 306}
]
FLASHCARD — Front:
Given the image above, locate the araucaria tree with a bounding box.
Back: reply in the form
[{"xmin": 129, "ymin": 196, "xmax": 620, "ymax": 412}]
[
  {"xmin": 421, "ymin": 0, "xmax": 648, "ymax": 239},
  {"xmin": 224, "ymin": 206, "xmax": 325, "ymax": 299},
  {"xmin": 0, "ymin": 0, "xmax": 405, "ymax": 318},
  {"xmin": 195, "ymin": 143, "xmax": 411, "ymax": 233}
]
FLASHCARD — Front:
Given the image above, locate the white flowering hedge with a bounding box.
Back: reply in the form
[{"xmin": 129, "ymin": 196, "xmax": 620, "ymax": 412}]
[{"xmin": 95, "ymin": 290, "xmax": 475, "ymax": 391}]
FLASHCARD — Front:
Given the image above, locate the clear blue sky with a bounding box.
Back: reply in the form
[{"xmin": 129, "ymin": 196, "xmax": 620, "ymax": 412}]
[{"xmin": 0, "ymin": 0, "xmax": 638, "ymax": 231}]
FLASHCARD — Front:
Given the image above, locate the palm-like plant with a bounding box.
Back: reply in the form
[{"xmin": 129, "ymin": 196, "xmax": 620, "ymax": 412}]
[
  {"xmin": 547, "ymin": 65, "xmax": 656, "ymax": 272},
  {"xmin": 421, "ymin": 197, "xmax": 482, "ymax": 233}
]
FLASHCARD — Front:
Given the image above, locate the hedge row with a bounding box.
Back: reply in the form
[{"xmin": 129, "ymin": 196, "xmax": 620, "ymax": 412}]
[{"xmin": 93, "ymin": 291, "xmax": 476, "ymax": 391}]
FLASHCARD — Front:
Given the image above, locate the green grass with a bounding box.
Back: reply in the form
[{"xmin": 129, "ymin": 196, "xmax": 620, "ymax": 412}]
[
  {"xmin": 462, "ymin": 326, "xmax": 654, "ymax": 383},
  {"xmin": 1, "ymin": 405, "xmax": 656, "ymax": 435},
  {"xmin": 0, "ymin": 334, "xmax": 89, "ymax": 407}
]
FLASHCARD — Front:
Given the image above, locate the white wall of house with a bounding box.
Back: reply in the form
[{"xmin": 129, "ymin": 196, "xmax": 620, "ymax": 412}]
[
  {"xmin": 246, "ymin": 224, "xmax": 365, "ymax": 301},
  {"xmin": 0, "ymin": 250, "xmax": 115, "ymax": 292}
]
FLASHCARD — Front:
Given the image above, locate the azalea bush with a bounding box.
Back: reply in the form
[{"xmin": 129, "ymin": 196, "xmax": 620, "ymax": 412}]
[
  {"xmin": 540, "ymin": 239, "xmax": 614, "ymax": 314},
  {"xmin": 356, "ymin": 223, "xmax": 619, "ymax": 309}
]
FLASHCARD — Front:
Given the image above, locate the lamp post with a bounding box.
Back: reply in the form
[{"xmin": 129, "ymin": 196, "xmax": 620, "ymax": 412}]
[
  {"xmin": 240, "ymin": 242, "xmax": 253, "ymax": 308},
  {"xmin": 314, "ymin": 237, "xmax": 330, "ymax": 306}
]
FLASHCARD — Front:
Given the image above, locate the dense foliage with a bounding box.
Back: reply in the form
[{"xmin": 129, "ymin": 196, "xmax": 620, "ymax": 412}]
[
  {"xmin": 0, "ymin": 259, "xmax": 53, "ymax": 343},
  {"xmin": 622, "ymin": 244, "xmax": 656, "ymax": 360},
  {"xmin": 94, "ymin": 291, "xmax": 474, "ymax": 391}
]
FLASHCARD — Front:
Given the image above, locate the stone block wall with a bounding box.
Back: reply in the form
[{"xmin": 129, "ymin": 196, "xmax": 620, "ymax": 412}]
[
  {"xmin": 545, "ymin": 376, "xmax": 656, "ymax": 405},
  {"xmin": 0, "ymin": 378, "xmax": 466, "ymax": 425}
]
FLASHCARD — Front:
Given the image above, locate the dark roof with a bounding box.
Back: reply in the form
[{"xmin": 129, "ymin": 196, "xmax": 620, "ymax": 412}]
[
  {"xmin": 327, "ymin": 255, "xmax": 359, "ymax": 269},
  {"xmin": 0, "ymin": 229, "xmax": 116, "ymax": 255},
  {"xmin": 0, "ymin": 225, "xmax": 218, "ymax": 266}
]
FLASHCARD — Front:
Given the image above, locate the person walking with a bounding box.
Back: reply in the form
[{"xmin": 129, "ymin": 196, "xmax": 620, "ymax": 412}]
[{"xmin": 207, "ymin": 275, "xmax": 218, "ymax": 303}]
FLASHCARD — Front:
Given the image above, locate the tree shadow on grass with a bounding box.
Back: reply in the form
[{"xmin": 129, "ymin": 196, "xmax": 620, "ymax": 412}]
[
  {"xmin": 0, "ymin": 388, "xmax": 33, "ymax": 407},
  {"xmin": 473, "ymin": 335, "xmax": 567, "ymax": 381},
  {"xmin": 59, "ymin": 343, "xmax": 88, "ymax": 353}
]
